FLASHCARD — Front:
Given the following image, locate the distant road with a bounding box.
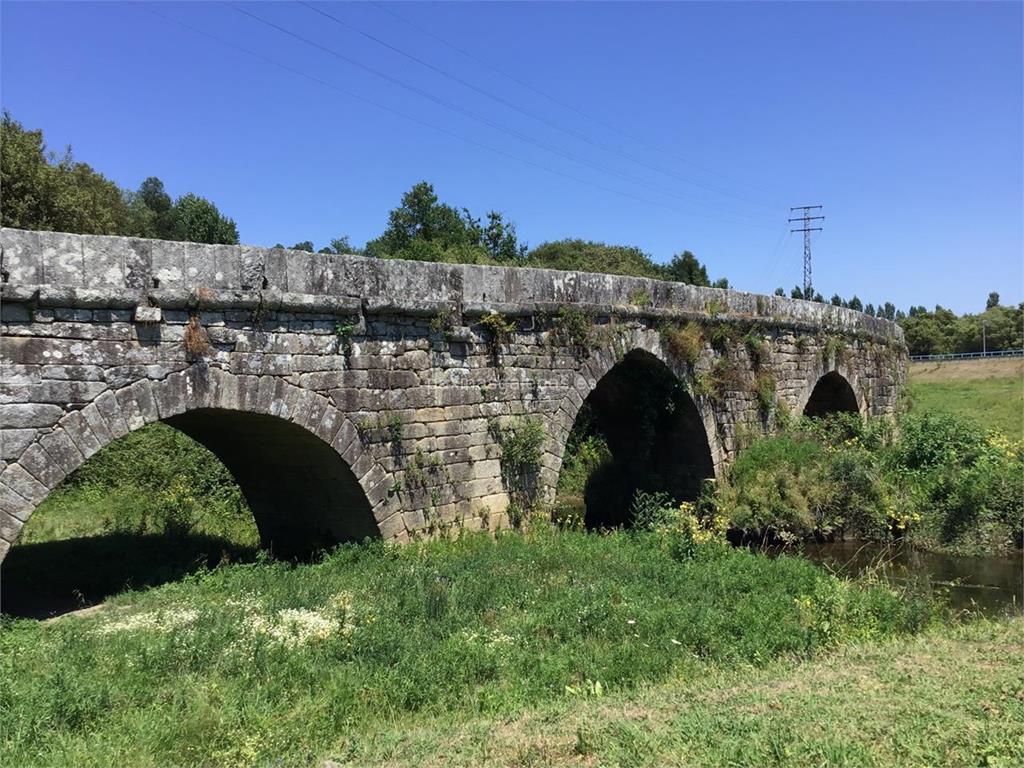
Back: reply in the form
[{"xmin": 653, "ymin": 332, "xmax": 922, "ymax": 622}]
[{"xmin": 910, "ymin": 349, "xmax": 1024, "ymax": 362}]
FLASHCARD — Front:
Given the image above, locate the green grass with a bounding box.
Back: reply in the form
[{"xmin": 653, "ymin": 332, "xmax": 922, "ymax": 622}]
[
  {"xmin": 338, "ymin": 618, "xmax": 1024, "ymax": 768},
  {"xmin": 909, "ymin": 377, "xmax": 1023, "ymax": 438},
  {"xmin": 908, "ymin": 359, "xmax": 1023, "ymax": 438},
  {"xmin": 0, "ymin": 530, "xmax": 940, "ymax": 768}
]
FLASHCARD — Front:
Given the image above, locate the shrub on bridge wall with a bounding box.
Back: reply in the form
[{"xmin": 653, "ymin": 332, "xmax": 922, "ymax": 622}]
[
  {"xmin": 752, "ymin": 371, "xmax": 777, "ymax": 417},
  {"xmin": 660, "ymin": 321, "xmax": 703, "ymax": 367},
  {"xmin": 548, "ymin": 306, "xmax": 596, "ymax": 360},
  {"xmin": 477, "ymin": 312, "xmax": 517, "ymax": 364},
  {"xmin": 489, "ymin": 417, "xmax": 546, "ymax": 525},
  {"xmin": 695, "ymin": 357, "xmax": 744, "ymax": 404}
]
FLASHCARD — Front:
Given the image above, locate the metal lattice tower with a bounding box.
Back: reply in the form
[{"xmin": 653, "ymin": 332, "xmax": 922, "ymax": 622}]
[{"xmin": 788, "ymin": 205, "xmax": 824, "ymax": 298}]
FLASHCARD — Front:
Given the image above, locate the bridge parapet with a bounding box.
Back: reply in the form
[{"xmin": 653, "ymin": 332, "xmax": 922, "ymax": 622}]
[{"xmin": 1, "ymin": 229, "xmax": 902, "ymax": 343}]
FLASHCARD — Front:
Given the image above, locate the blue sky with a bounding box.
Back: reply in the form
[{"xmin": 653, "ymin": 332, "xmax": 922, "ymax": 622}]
[{"xmin": 2, "ymin": 1, "xmax": 1021, "ymax": 314}]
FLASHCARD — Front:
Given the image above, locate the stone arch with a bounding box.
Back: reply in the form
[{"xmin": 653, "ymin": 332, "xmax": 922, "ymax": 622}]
[
  {"xmin": 551, "ymin": 335, "xmax": 716, "ymax": 528},
  {"xmin": 0, "ymin": 366, "xmax": 402, "ymax": 560},
  {"xmin": 801, "ymin": 370, "xmax": 861, "ymax": 418}
]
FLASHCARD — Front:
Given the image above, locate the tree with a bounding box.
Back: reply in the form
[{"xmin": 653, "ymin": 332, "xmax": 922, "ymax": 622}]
[
  {"xmin": 848, "ymin": 295, "xmax": 863, "ymax": 312},
  {"xmin": 1, "ymin": 112, "xmax": 240, "ymax": 244},
  {"xmin": 365, "ymin": 181, "xmax": 523, "ymax": 264},
  {"xmin": 477, "ymin": 211, "xmax": 527, "ymax": 263},
  {"xmin": 172, "ymin": 193, "xmax": 239, "ymax": 245},
  {"xmin": 865, "ymin": 303, "xmax": 875, "ymax": 316},
  {"xmin": 986, "ymin": 292, "xmax": 1000, "ymax": 310},
  {"xmin": 290, "ymin": 241, "xmax": 314, "ymax": 252},
  {"xmin": 663, "ymin": 251, "xmax": 709, "ymax": 286},
  {"xmin": 527, "ymin": 239, "xmax": 662, "ymax": 278},
  {"xmin": 365, "ymin": 181, "xmax": 476, "ymax": 261},
  {"xmin": 791, "ymin": 286, "xmax": 804, "ymax": 300},
  {"xmin": 830, "ymin": 294, "xmax": 843, "ymax": 306},
  {"xmin": 774, "ymin": 287, "xmax": 785, "ymax": 297},
  {"xmin": 129, "ymin": 176, "xmax": 175, "ymax": 239},
  {"xmin": 1, "ymin": 111, "xmax": 134, "ymax": 235},
  {"xmin": 712, "ymin": 277, "xmax": 730, "ymax": 290}
]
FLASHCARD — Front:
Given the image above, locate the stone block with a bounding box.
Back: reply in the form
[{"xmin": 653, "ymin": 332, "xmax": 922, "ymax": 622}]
[
  {"xmin": 41, "ymin": 231, "xmax": 84, "ymax": 287},
  {"xmin": 1, "ymin": 429, "xmax": 36, "ymax": 460},
  {"xmin": 1, "ymin": 229, "xmax": 41, "ymax": 283},
  {"xmin": 81, "ymin": 234, "xmax": 128, "ymax": 288},
  {"xmin": 39, "ymin": 428, "xmax": 84, "ymax": 475},
  {"xmin": 18, "ymin": 442, "xmax": 66, "ymax": 488},
  {"xmin": 60, "ymin": 410, "xmax": 102, "ymax": 459},
  {"xmin": 134, "ymin": 305, "xmax": 162, "ymax": 324},
  {"xmin": 0, "ymin": 508, "xmax": 24, "ymax": 543},
  {"xmin": 2, "ymin": 462, "xmax": 48, "ymax": 504},
  {"xmin": 0, "ymin": 403, "xmax": 63, "ymax": 429},
  {"xmin": 94, "ymin": 390, "xmax": 129, "ymax": 438}
]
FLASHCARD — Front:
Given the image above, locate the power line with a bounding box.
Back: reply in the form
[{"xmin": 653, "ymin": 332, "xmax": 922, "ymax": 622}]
[
  {"xmin": 230, "ymin": 3, "xmax": 771, "ymax": 226},
  {"xmin": 788, "ymin": 205, "xmax": 824, "ymax": 298},
  {"xmin": 133, "ymin": 4, "xmax": 769, "ymax": 228},
  {"xmin": 370, "ymin": 0, "xmax": 785, "ymax": 205},
  {"xmin": 300, "ymin": 0, "xmax": 779, "ymax": 212}
]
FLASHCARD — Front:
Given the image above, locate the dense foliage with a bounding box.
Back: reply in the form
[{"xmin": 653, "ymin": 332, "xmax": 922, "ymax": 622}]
[
  {"xmin": 714, "ymin": 412, "xmax": 1023, "ymax": 554},
  {"xmin": 1, "ymin": 112, "xmax": 238, "ymax": 243},
  {"xmin": 899, "ymin": 301, "xmax": 1023, "ymax": 356},
  {"xmin": 20, "ymin": 423, "xmax": 253, "ymax": 546},
  {"xmin": 358, "ymin": 181, "xmax": 729, "ymax": 285},
  {"xmin": 0, "ymin": 529, "xmax": 936, "ymax": 767},
  {"xmin": 786, "ymin": 282, "xmax": 1024, "ymax": 356}
]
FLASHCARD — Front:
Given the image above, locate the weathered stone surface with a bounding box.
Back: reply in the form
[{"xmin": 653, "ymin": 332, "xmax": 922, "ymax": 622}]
[
  {"xmin": 1, "ymin": 429, "xmax": 37, "ymax": 460},
  {"xmin": 0, "ymin": 403, "xmax": 64, "ymax": 429},
  {"xmin": 134, "ymin": 305, "xmax": 162, "ymax": 324},
  {"xmin": 0, "ymin": 228, "xmax": 906, "ymax": 560}
]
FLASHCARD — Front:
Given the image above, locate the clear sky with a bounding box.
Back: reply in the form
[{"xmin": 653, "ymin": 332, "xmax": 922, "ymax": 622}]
[{"xmin": 2, "ymin": 1, "xmax": 1021, "ymax": 314}]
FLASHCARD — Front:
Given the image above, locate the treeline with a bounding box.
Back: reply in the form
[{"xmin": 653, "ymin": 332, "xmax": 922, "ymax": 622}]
[
  {"xmin": 1, "ymin": 112, "xmax": 238, "ymax": 245},
  {"xmin": 297, "ymin": 180, "xmax": 732, "ymax": 287},
  {"xmin": 781, "ymin": 284, "xmax": 1023, "ymax": 356},
  {"xmin": 3, "ymin": 113, "xmax": 1019, "ymax": 354},
  {"xmin": 0, "ymin": 114, "xmax": 728, "ymax": 288}
]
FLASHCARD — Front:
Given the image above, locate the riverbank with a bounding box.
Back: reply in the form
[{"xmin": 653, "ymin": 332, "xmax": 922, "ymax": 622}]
[
  {"xmin": 1, "ymin": 529, "xmax": 940, "ymax": 767},
  {"xmin": 329, "ymin": 617, "xmax": 1024, "ymax": 768}
]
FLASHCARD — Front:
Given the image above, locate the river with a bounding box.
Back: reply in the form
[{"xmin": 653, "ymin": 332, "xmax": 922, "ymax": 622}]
[{"xmin": 781, "ymin": 541, "xmax": 1024, "ymax": 616}]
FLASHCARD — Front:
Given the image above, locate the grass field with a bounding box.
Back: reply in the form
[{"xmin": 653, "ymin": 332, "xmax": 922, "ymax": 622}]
[
  {"xmin": 0, "ymin": 530, "xmax": 949, "ymax": 768},
  {"xmin": 908, "ymin": 357, "xmax": 1023, "ymax": 437},
  {"xmin": 333, "ymin": 618, "xmax": 1024, "ymax": 768}
]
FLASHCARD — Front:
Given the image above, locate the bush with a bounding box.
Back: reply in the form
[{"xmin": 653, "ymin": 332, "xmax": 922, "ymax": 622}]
[
  {"xmin": 23, "ymin": 423, "xmax": 255, "ymax": 546},
  {"xmin": 714, "ymin": 411, "xmax": 1022, "ymax": 554},
  {"xmin": 490, "ymin": 417, "xmax": 546, "ymax": 517},
  {"xmin": 557, "ymin": 435, "xmax": 611, "ymax": 498},
  {"xmin": 660, "ymin": 322, "xmax": 703, "ymax": 366},
  {"xmin": 884, "ymin": 413, "xmax": 1023, "ymax": 553}
]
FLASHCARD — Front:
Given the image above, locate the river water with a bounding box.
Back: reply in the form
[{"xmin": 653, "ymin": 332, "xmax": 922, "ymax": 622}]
[{"xmin": 780, "ymin": 541, "xmax": 1024, "ymax": 616}]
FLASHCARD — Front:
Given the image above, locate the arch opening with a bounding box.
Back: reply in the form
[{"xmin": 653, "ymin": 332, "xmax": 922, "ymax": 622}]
[
  {"xmin": 2, "ymin": 408, "xmax": 376, "ymax": 618},
  {"xmin": 803, "ymin": 371, "xmax": 859, "ymax": 418},
  {"xmin": 165, "ymin": 409, "xmax": 377, "ymax": 555},
  {"xmin": 558, "ymin": 350, "xmax": 715, "ymax": 529}
]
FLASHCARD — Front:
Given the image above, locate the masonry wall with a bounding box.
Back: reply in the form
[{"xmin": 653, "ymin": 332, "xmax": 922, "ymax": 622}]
[{"xmin": 0, "ymin": 229, "xmax": 907, "ymax": 559}]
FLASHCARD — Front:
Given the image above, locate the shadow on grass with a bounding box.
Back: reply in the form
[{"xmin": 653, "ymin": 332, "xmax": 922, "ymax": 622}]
[{"xmin": 0, "ymin": 532, "xmax": 260, "ymax": 619}]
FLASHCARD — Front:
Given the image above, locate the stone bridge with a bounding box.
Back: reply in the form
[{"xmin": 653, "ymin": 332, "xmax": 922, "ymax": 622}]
[{"xmin": 0, "ymin": 228, "xmax": 906, "ymax": 560}]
